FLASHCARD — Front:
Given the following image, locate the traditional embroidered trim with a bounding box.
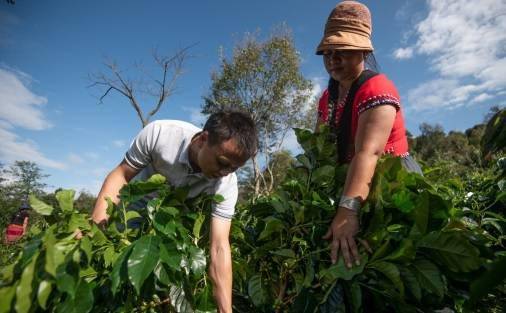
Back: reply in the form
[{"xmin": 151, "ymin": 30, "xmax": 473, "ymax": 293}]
[
  {"xmin": 357, "ymin": 96, "xmax": 400, "ymax": 115},
  {"xmin": 357, "ymin": 93, "xmax": 398, "ymax": 107},
  {"xmin": 383, "ymin": 147, "xmax": 410, "ymax": 157}
]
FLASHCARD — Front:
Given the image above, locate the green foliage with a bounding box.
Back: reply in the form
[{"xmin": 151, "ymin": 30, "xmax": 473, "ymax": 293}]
[
  {"xmin": 0, "ymin": 178, "xmax": 221, "ymax": 312},
  {"xmin": 202, "ymin": 26, "xmax": 314, "ymax": 195},
  {"xmin": 481, "ymin": 108, "xmax": 506, "ymax": 158},
  {"xmin": 230, "ymin": 126, "xmax": 504, "ymax": 312}
]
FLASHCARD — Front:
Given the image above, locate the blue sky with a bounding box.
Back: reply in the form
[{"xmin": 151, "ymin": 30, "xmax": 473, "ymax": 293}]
[{"xmin": 1, "ymin": 0, "xmax": 505, "ymax": 195}]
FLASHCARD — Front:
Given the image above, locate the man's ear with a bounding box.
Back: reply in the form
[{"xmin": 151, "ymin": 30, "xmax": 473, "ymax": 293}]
[{"xmin": 195, "ymin": 131, "xmax": 208, "ymax": 147}]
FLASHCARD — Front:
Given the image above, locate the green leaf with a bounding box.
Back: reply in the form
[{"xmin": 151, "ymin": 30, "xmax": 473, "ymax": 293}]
[
  {"xmin": 29, "ymin": 194, "xmax": 54, "ymax": 215},
  {"xmin": 111, "ymin": 244, "xmax": 134, "ymax": 295},
  {"xmin": 271, "ymin": 248, "xmax": 296, "ymax": 259},
  {"xmin": 248, "ymin": 274, "xmax": 269, "ymax": 307},
  {"xmin": 0, "ymin": 286, "xmax": 16, "ymax": 313},
  {"xmin": 154, "ymin": 263, "xmax": 171, "ymax": 286},
  {"xmin": 44, "ymin": 232, "xmax": 71, "ymax": 277},
  {"xmin": 469, "ymin": 256, "xmax": 506, "ymax": 305},
  {"xmin": 384, "ymin": 239, "xmax": 415, "ymax": 262},
  {"xmin": 125, "ymin": 210, "xmax": 142, "ymax": 221},
  {"xmin": 148, "ymin": 173, "xmax": 166, "ymax": 184},
  {"xmin": 193, "ymin": 212, "xmax": 205, "ymax": 239},
  {"xmin": 412, "ymin": 191, "xmax": 429, "ymax": 235},
  {"xmin": 160, "ymin": 206, "xmax": 179, "ymax": 216},
  {"xmin": 79, "ymin": 236, "xmax": 92, "ymax": 264},
  {"xmin": 189, "ymin": 246, "xmax": 206, "ymax": 276},
  {"xmin": 258, "ymin": 217, "xmax": 285, "ymax": 240},
  {"xmin": 68, "ymin": 213, "xmax": 91, "ymax": 232},
  {"xmin": 368, "ymin": 261, "xmax": 404, "ymax": 296},
  {"xmin": 196, "ymin": 284, "xmax": 215, "ymax": 311},
  {"xmin": 154, "ymin": 211, "xmax": 177, "ymax": 236},
  {"xmin": 350, "ymin": 281, "xmax": 362, "ymax": 313},
  {"xmin": 412, "ymin": 259, "xmax": 444, "ymax": 298},
  {"xmin": 400, "ymin": 267, "xmax": 421, "ymax": 302},
  {"xmin": 168, "ymin": 284, "xmax": 193, "ymax": 312},
  {"xmin": 56, "ymin": 189, "xmax": 75, "ymax": 213},
  {"xmin": 417, "ymin": 231, "xmax": 481, "ymax": 272},
  {"xmin": 320, "ymin": 254, "xmax": 368, "ymax": 284},
  {"xmin": 392, "ymin": 189, "xmax": 415, "ymax": 213},
  {"xmin": 311, "ymin": 165, "xmax": 335, "ymax": 183},
  {"xmin": 159, "ymin": 243, "xmax": 182, "ymax": 271},
  {"xmin": 103, "ymin": 246, "xmax": 117, "ymax": 268},
  {"xmin": 37, "ymin": 280, "xmax": 52, "ymax": 309},
  {"xmin": 270, "ymin": 197, "xmax": 286, "ymax": 213},
  {"xmin": 213, "ymin": 194, "xmax": 225, "ymax": 203},
  {"xmin": 15, "ymin": 252, "xmax": 39, "ymax": 313},
  {"xmin": 56, "ymin": 264, "xmax": 76, "ymax": 298},
  {"xmin": 73, "ymin": 280, "xmax": 94, "ymax": 313},
  {"xmin": 127, "ymin": 235, "xmax": 160, "ymax": 295}
]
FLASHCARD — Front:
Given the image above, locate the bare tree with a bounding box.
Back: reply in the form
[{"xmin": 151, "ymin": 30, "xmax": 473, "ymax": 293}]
[{"xmin": 89, "ymin": 46, "xmax": 192, "ymax": 127}]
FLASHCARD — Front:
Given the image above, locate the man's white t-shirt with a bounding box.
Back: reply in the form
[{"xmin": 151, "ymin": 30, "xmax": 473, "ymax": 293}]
[{"xmin": 124, "ymin": 120, "xmax": 238, "ymax": 220}]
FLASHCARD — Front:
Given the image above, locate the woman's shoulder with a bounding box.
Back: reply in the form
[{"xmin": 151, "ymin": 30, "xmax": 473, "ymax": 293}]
[{"xmin": 355, "ymin": 73, "xmax": 400, "ymax": 102}]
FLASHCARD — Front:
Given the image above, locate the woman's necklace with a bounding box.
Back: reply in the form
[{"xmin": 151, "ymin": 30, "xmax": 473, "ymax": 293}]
[{"xmin": 337, "ymin": 86, "xmax": 349, "ymax": 107}]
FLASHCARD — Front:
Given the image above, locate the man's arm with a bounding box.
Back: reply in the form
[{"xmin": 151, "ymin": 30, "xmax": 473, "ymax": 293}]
[
  {"xmin": 91, "ymin": 160, "xmax": 140, "ymax": 224},
  {"xmin": 209, "ymin": 217, "xmax": 232, "ymax": 313}
]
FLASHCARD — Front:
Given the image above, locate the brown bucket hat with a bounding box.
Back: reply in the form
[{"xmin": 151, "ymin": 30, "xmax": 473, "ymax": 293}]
[{"xmin": 316, "ymin": 0, "xmax": 374, "ymax": 54}]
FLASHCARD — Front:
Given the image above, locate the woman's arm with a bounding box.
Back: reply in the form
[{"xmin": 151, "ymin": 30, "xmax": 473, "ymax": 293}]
[{"xmin": 323, "ymin": 105, "xmax": 396, "ymax": 267}]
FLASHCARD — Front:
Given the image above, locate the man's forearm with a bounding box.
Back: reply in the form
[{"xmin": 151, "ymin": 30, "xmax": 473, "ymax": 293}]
[
  {"xmin": 209, "ymin": 243, "xmax": 232, "ymax": 313},
  {"xmin": 91, "ymin": 169, "xmax": 129, "ymax": 223}
]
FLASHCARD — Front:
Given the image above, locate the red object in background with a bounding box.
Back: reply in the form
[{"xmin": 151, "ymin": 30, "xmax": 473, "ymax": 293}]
[
  {"xmin": 5, "ymin": 224, "xmax": 25, "ymax": 243},
  {"xmin": 3, "ymin": 208, "xmax": 30, "ymax": 244}
]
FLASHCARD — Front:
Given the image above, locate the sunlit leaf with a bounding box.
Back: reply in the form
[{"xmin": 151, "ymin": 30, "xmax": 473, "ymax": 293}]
[{"xmin": 127, "ymin": 235, "xmax": 160, "ymax": 295}]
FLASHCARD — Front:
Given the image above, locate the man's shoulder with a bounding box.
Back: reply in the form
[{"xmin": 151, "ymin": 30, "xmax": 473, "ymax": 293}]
[{"xmin": 149, "ymin": 120, "xmax": 201, "ymax": 133}]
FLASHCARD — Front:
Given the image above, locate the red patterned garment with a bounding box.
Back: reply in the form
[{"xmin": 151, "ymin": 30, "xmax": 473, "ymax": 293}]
[
  {"xmin": 5, "ymin": 224, "xmax": 25, "ymax": 243},
  {"xmin": 317, "ymin": 74, "xmax": 409, "ymax": 162}
]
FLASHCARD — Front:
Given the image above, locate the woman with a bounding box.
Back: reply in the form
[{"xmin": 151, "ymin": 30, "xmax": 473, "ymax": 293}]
[{"xmin": 315, "ymin": 1, "xmax": 422, "ymax": 269}]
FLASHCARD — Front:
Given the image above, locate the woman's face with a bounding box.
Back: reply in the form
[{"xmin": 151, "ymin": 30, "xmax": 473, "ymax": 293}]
[{"xmin": 322, "ymin": 50, "xmax": 365, "ymax": 82}]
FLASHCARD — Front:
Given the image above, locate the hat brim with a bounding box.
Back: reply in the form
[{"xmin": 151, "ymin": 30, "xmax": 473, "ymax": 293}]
[{"xmin": 316, "ymin": 31, "xmax": 373, "ymax": 55}]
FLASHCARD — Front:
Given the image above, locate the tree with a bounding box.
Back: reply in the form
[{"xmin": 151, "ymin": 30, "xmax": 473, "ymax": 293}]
[
  {"xmin": 89, "ymin": 47, "xmax": 192, "ymax": 128},
  {"xmin": 4, "ymin": 161, "xmax": 48, "ymax": 200},
  {"xmin": 0, "ymin": 161, "xmax": 48, "ymax": 229},
  {"xmin": 203, "ymin": 27, "xmax": 314, "ymax": 196}
]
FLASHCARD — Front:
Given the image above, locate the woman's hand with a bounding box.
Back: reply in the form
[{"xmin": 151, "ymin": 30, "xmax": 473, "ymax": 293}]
[{"xmin": 323, "ymin": 208, "xmax": 369, "ymax": 268}]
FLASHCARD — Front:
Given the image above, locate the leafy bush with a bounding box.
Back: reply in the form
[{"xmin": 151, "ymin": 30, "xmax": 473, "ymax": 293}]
[
  {"xmin": 0, "ymin": 175, "xmax": 220, "ymax": 313},
  {"xmin": 230, "ymin": 127, "xmax": 504, "ymax": 312}
]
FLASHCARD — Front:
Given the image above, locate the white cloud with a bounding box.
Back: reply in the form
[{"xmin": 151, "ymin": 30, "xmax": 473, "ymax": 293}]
[
  {"xmin": 0, "ymin": 67, "xmax": 64, "ymax": 170},
  {"xmin": 112, "ymin": 140, "xmax": 126, "ymax": 148},
  {"xmin": 281, "ymin": 128, "xmax": 302, "ymax": 155},
  {"xmin": 68, "ymin": 153, "xmax": 84, "ymax": 164},
  {"xmin": 407, "ymin": 79, "xmax": 489, "ymax": 111},
  {"xmin": 0, "ymin": 67, "xmax": 51, "ymax": 130},
  {"xmin": 472, "ymin": 93, "xmax": 494, "ymax": 103},
  {"xmin": 393, "ymin": 47, "xmax": 414, "ymax": 60},
  {"xmin": 0, "ymin": 126, "xmax": 66, "ymax": 169},
  {"xmin": 396, "ymin": 0, "xmax": 506, "ymax": 110}
]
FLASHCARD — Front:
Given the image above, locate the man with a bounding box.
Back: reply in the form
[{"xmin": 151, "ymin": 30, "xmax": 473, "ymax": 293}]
[{"xmin": 91, "ymin": 110, "xmax": 258, "ymax": 313}]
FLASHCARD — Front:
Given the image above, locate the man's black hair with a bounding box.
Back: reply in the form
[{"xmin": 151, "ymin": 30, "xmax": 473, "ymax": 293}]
[{"xmin": 203, "ymin": 110, "xmax": 258, "ymax": 158}]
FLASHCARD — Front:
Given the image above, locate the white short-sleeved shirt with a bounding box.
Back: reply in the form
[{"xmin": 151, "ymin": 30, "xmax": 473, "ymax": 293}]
[{"xmin": 124, "ymin": 120, "xmax": 238, "ymax": 220}]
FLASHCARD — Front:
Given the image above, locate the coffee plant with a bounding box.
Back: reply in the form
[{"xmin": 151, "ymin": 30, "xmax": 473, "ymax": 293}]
[{"xmin": 0, "ymin": 127, "xmax": 504, "ymax": 312}]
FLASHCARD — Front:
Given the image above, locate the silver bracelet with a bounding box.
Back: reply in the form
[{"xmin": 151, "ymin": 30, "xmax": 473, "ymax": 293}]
[{"xmin": 338, "ymin": 195, "xmax": 362, "ymax": 212}]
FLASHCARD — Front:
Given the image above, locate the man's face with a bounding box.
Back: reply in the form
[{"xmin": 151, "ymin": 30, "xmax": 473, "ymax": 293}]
[{"xmin": 195, "ymin": 133, "xmax": 249, "ymax": 179}]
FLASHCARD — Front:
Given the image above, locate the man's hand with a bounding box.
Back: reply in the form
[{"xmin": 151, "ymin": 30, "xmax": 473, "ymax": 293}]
[{"xmin": 323, "ymin": 208, "xmax": 370, "ymax": 268}]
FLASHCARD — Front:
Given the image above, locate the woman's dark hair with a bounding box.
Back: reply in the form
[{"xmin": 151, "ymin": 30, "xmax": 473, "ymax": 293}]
[
  {"xmin": 328, "ymin": 52, "xmax": 380, "ymax": 163},
  {"xmin": 365, "ymin": 52, "xmax": 380, "ymax": 72},
  {"xmin": 203, "ymin": 110, "xmax": 258, "ymax": 158}
]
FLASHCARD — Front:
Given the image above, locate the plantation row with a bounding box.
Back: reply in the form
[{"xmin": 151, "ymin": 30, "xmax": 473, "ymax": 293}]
[{"xmin": 0, "ymin": 125, "xmax": 505, "ymax": 312}]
